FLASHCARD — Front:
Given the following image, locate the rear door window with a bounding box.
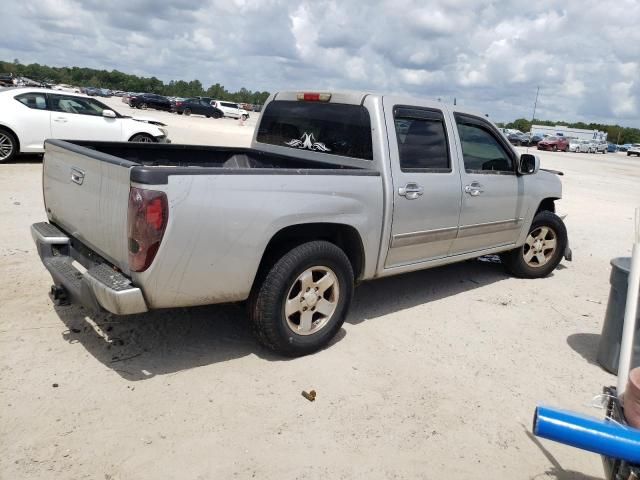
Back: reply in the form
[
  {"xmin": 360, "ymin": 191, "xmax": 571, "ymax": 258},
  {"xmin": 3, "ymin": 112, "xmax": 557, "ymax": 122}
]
[
  {"xmin": 257, "ymin": 100, "xmax": 373, "ymax": 160},
  {"xmin": 394, "ymin": 107, "xmax": 450, "ymax": 172}
]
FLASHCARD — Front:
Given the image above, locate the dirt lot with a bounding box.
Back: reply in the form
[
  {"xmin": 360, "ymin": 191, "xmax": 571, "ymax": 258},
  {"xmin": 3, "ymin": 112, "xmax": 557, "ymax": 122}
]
[{"xmin": 1, "ymin": 101, "xmax": 639, "ymax": 479}]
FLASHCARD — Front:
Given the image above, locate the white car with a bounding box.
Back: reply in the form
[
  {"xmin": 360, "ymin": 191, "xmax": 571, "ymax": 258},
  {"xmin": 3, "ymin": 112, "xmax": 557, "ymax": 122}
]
[
  {"xmin": 0, "ymin": 87, "xmax": 169, "ymax": 162},
  {"xmin": 569, "ymin": 139, "xmax": 592, "ymax": 153},
  {"xmin": 567, "ymin": 138, "xmax": 582, "ymax": 152},
  {"xmin": 211, "ymin": 100, "xmax": 249, "ymax": 120},
  {"xmin": 628, "ymin": 143, "xmax": 640, "ymax": 157}
]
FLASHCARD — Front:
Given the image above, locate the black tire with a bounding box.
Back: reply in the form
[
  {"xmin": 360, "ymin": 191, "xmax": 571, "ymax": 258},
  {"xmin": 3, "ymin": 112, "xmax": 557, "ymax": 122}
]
[
  {"xmin": 0, "ymin": 128, "xmax": 18, "ymax": 163},
  {"xmin": 242, "ymin": 114, "xmax": 249, "ymax": 121},
  {"xmin": 249, "ymin": 241, "xmax": 354, "ymax": 357},
  {"xmin": 129, "ymin": 133, "xmax": 156, "ymax": 143},
  {"xmin": 140, "ymin": 103, "xmax": 147, "ymax": 110},
  {"xmin": 500, "ymin": 211, "xmax": 567, "ymax": 279},
  {"xmin": 177, "ymin": 111, "xmax": 183, "ymax": 115},
  {"xmin": 184, "ymin": 108, "xmax": 191, "ymax": 116},
  {"xmin": 206, "ymin": 115, "xmax": 210, "ymax": 118}
]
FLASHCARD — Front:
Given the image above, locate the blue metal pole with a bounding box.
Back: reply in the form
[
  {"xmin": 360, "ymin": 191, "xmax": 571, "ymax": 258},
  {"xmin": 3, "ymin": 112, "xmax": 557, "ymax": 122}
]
[{"xmin": 533, "ymin": 406, "xmax": 640, "ymax": 463}]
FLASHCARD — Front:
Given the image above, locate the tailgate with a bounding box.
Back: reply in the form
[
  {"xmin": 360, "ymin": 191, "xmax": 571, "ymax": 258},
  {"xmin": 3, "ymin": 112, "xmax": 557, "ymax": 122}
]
[{"xmin": 43, "ymin": 140, "xmax": 137, "ymax": 274}]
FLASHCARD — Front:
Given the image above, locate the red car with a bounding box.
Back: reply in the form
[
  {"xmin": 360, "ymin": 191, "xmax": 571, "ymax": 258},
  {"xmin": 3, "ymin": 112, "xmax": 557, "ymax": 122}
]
[{"xmin": 537, "ymin": 136, "xmax": 569, "ymax": 152}]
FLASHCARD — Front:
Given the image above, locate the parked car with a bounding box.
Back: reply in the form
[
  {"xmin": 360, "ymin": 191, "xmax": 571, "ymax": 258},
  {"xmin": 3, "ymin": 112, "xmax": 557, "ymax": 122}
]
[
  {"xmin": 591, "ymin": 140, "xmax": 607, "ymax": 154},
  {"xmin": 211, "ymin": 100, "xmax": 249, "ymax": 120},
  {"xmin": 529, "ymin": 133, "xmax": 545, "ymax": 145},
  {"xmin": 618, "ymin": 144, "xmax": 631, "ymax": 152},
  {"xmin": 567, "ymin": 138, "xmax": 582, "ymax": 152},
  {"xmin": 537, "ymin": 136, "xmax": 569, "ymax": 152},
  {"xmin": 0, "ymin": 87, "xmax": 170, "ymax": 162},
  {"xmin": 128, "ymin": 93, "xmax": 172, "ymax": 111},
  {"xmin": 628, "ymin": 144, "xmax": 640, "ymax": 157},
  {"xmin": 173, "ymin": 98, "xmax": 223, "ymax": 118},
  {"xmin": 31, "ymin": 90, "xmax": 570, "ymax": 356},
  {"xmin": 569, "ymin": 139, "xmax": 591, "ymax": 153},
  {"xmin": 507, "ymin": 132, "xmax": 529, "ymax": 146},
  {"xmin": 607, "ymin": 143, "xmax": 618, "ymax": 152},
  {"xmin": 168, "ymin": 97, "xmax": 186, "ymax": 109}
]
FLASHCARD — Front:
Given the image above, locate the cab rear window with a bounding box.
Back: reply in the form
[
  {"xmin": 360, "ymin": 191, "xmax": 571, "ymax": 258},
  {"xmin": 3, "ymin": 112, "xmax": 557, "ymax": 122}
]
[{"xmin": 256, "ymin": 100, "xmax": 373, "ymax": 160}]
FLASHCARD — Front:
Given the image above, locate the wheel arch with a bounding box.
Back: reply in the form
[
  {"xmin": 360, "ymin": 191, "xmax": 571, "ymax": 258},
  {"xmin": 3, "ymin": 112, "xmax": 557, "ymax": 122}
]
[
  {"xmin": 128, "ymin": 132, "xmax": 156, "ymax": 142},
  {"xmin": 535, "ymin": 197, "xmax": 558, "ymax": 215},
  {"xmin": 252, "ymin": 222, "xmax": 366, "ymax": 292}
]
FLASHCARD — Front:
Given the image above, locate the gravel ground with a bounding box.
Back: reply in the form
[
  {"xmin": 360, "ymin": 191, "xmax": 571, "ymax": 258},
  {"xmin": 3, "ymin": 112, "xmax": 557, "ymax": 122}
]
[{"xmin": 1, "ymin": 99, "xmax": 638, "ymax": 479}]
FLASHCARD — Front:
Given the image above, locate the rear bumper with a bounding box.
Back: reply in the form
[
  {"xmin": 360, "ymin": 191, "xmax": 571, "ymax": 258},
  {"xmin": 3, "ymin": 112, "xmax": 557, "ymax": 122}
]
[{"xmin": 31, "ymin": 222, "xmax": 148, "ymax": 315}]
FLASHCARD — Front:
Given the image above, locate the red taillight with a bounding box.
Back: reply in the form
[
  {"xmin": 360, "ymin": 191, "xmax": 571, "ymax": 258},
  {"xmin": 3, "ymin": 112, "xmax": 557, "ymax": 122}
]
[
  {"xmin": 128, "ymin": 187, "xmax": 168, "ymax": 272},
  {"xmin": 176, "ymin": 101, "xmax": 183, "ymax": 107},
  {"xmin": 145, "ymin": 197, "xmax": 164, "ymax": 230}
]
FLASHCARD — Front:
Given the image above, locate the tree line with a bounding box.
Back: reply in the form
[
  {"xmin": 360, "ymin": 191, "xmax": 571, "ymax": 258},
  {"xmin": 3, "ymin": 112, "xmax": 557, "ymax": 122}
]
[
  {"xmin": 0, "ymin": 60, "xmax": 270, "ymax": 105},
  {"xmin": 496, "ymin": 117, "xmax": 640, "ymax": 145},
  {"xmin": 3, "ymin": 60, "xmax": 638, "ymax": 141}
]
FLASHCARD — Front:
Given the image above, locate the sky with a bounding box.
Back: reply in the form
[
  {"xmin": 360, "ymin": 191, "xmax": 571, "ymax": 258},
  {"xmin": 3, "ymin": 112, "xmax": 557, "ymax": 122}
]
[{"xmin": 2, "ymin": 0, "xmax": 639, "ymax": 126}]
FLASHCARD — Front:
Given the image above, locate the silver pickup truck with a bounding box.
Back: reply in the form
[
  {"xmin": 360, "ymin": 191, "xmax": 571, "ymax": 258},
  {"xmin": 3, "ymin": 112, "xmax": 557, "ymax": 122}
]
[{"xmin": 32, "ymin": 90, "xmax": 571, "ymax": 356}]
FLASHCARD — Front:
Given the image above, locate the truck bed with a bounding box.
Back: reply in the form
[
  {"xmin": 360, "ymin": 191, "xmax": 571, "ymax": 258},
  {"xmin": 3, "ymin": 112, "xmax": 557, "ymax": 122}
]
[{"xmin": 41, "ymin": 139, "xmax": 383, "ymax": 310}]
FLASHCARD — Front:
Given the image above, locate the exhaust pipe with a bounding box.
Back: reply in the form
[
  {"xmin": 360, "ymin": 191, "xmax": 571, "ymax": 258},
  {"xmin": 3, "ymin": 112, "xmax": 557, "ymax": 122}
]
[{"xmin": 532, "ymin": 406, "xmax": 640, "ymax": 463}]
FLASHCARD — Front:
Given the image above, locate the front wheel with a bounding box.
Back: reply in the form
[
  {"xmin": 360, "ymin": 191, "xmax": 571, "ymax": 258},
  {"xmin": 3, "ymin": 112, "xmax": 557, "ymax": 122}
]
[
  {"xmin": 500, "ymin": 211, "xmax": 567, "ymax": 278},
  {"xmin": 249, "ymin": 241, "xmax": 354, "ymax": 357},
  {"xmin": 184, "ymin": 108, "xmax": 191, "ymax": 116}
]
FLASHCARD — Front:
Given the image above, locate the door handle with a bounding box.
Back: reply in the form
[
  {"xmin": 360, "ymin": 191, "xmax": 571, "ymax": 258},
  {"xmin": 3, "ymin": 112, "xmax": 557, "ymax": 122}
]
[
  {"xmin": 54, "ymin": 117, "xmax": 68, "ymax": 123},
  {"xmin": 398, "ymin": 183, "xmax": 424, "ymax": 200},
  {"xmin": 464, "ymin": 182, "xmax": 484, "ymax": 196}
]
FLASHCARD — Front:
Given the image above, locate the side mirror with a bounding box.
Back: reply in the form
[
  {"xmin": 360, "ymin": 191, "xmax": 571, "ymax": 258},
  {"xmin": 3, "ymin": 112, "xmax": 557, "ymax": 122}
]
[
  {"xmin": 518, "ymin": 153, "xmax": 539, "ymax": 175},
  {"xmin": 102, "ymin": 110, "xmax": 116, "ymax": 118}
]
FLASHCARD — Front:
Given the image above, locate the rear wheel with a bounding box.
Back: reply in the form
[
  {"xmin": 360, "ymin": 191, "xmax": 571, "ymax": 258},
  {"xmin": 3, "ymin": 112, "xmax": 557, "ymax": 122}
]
[
  {"xmin": 242, "ymin": 114, "xmax": 249, "ymax": 121},
  {"xmin": 184, "ymin": 108, "xmax": 191, "ymax": 116},
  {"xmin": 500, "ymin": 211, "xmax": 567, "ymax": 278},
  {"xmin": 0, "ymin": 129, "xmax": 18, "ymax": 162},
  {"xmin": 129, "ymin": 133, "xmax": 156, "ymax": 143},
  {"xmin": 139, "ymin": 103, "xmax": 147, "ymax": 110},
  {"xmin": 249, "ymin": 241, "xmax": 354, "ymax": 357}
]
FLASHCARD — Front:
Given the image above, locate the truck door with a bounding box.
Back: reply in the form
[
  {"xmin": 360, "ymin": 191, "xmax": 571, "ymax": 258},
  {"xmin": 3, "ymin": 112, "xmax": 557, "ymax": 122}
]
[
  {"xmin": 383, "ymin": 99, "xmax": 463, "ymax": 268},
  {"xmin": 449, "ymin": 112, "xmax": 526, "ymax": 254}
]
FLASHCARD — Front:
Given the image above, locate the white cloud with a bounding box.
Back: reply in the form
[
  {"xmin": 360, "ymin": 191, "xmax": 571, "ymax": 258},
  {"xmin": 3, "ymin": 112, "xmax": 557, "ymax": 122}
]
[{"xmin": 1, "ymin": 0, "xmax": 638, "ymax": 125}]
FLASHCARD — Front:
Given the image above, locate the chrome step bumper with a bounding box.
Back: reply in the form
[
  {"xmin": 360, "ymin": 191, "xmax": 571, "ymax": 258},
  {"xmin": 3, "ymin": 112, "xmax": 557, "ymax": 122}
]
[{"xmin": 31, "ymin": 222, "xmax": 148, "ymax": 315}]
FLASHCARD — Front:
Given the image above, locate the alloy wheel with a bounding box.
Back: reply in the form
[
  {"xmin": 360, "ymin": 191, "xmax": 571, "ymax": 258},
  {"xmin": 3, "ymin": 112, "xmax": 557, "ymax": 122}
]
[
  {"xmin": 0, "ymin": 132, "xmax": 14, "ymax": 161},
  {"xmin": 523, "ymin": 226, "xmax": 557, "ymax": 268},
  {"xmin": 284, "ymin": 266, "xmax": 340, "ymax": 336}
]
